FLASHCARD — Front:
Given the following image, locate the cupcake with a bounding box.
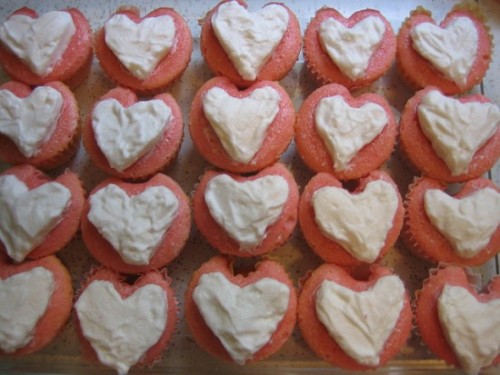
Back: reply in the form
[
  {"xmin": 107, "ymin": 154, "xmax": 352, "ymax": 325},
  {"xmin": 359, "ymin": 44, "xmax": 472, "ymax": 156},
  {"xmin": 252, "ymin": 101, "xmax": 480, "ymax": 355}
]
[
  {"xmin": 403, "ymin": 176, "xmax": 499, "ymax": 266},
  {"xmin": 74, "ymin": 267, "xmax": 177, "ymax": 375},
  {"xmin": 397, "ymin": 4, "xmax": 492, "ymax": 94},
  {"xmin": 0, "ymin": 7, "xmax": 93, "ymax": 89},
  {"xmin": 299, "ymin": 170, "xmax": 404, "ymax": 267},
  {"xmin": 82, "ymin": 86, "xmax": 184, "ymax": 180},
  {"xmin": 415, "ymin": 265, "xmax": 500, "ymax": 375},
  {"xmin": 0, "ymin": 164, "xmax": 85, "ymax": 263},
  {"xmin": 199, "ymin": 0, "xmax": 301, "ymax": 87},
  {"xmin": 0, "ymin": 81, "xmax": 80, "ymax": 169},
  {"xmin": 80, "ymin": 173, "xmax": 191, "ymax": 275},
  {"xmin": 298, "ymin": 263, "xmax": 412, "ymax": 370},
  {"xmin": 303, "ymin": 8, "xmax": 396, "ymax": 89},
  {"xmin": 189, "ymin": 77, "xmax": 295, "ymax": 173},
  {"xmin": 399, "ymin": 87, "xmax": 500, "ymax": 182},
  {"xmin": 185, "ymin": 255, "xmax": 297, "ymax": 365},
  {"xmin": 94, "ymin": 7, "xmax": 192, "ymax": 95},
  {"xmin": 0, "ymin": 255, "xmax": 73, "ymax": 356},
  {"xmin": 192, "ymin": 163, "xmax": 299, "ymax": 258},
  {"xmin": 295, "ymin": 83, "xmax": 397, "ymax": 180}
]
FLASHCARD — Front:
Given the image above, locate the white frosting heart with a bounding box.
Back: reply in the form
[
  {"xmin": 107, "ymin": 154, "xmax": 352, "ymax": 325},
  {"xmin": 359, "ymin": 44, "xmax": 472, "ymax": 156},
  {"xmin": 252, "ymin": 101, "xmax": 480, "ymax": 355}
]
[
  {"xmin": 312, "ymin": 180, "xmax": 398, "ymax": 262},
  {"xmin": 105, "ymin": 14, "xmax": 175, "ymax": 80},
  {"xmin": 0, "ymin": 86, "xmax": 63, "ymax": 157},
  {"xmin": 0, "ymin": 175, "xmax": 71, "ymax": 262},
  {"xmin": 424, "ymin": 188, "xmax": 500, "ymax": 258},
  {"xmin": 202, "ymin": 86, "xmax": 280, "ymax": 163},
  {"xmin": 438, "ymin": 284, "xmax": 500, "ymax": 375},
  {"xmin": 0, "ymin": 11, "xmax": 76, "ymax": 76},
  {"xmin": 0, "ymin": 267, "xmax": 54, "ymax": 353},
  {"xmin": 316, "ymin": 275, "xmax": 405, "ymax": 366},
  {"xmin": 204, "ymin": 174, "xmax": 289, "ymax": 249},
  {"xmin": 75, "ymin": 280, "xmax": 167, "ymax": 375},
  {"xmin": 92, "ymin": 98, "xmax": 172, "ymax": 172},
  {"xmin": 319, "ymin": 16, "xmax": 386, "ymax": 80},
  {"xmin": 418, "ymin": 90, "xmax": 500, "ymax": 176},
  {"xmin": 315, "ymin": 95, "xmax": 388, "ymax": 171},
  {"xmin": 410, "ymin": 17, "xmax": 478, "ymax": 87},
  {"xmin": 88, "ymin": 184, "xmax": 179, "ymax": 266},
  {"xmin": 192, "ymin": 272, "xmax": 290, "ymax": 365},
  {"xmin": 212, "ymin": 1, "xmax": 289, "ymax": 80}
]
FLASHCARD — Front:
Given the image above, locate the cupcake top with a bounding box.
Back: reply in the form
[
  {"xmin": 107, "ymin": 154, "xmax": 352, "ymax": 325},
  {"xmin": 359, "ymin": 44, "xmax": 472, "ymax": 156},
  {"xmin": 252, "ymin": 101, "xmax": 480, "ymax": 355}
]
[
  {"xmin": 0, "ymin": 7, "xmax": 92, "ymax": 88},
  {"xmin": 200, "ymin": 0, "xmax": 301, "ymax": 87},
  {"xmin": 397, "ymin": 4, "xmax": 492, "ymax": 94},
  {"xmin": 399, "ymin": 87, "xmax": 500, "ymax": 182},
  {"xmin": 83, "ymin": 86, "xmax": 184, "ymax": 180},
  {"xmin": 81, "ymin": 173, "xmax": 191, "ymax": 274},
  {"xmin": 0, "ymin": 81, "xmax": 79, "ymax": 169},
  {"xmin": 185, "ymin": 255, "xmax": 297, "ymax": 365},
  {"xmin": 0, "ymin": 164, "xmax": 84, "ymax": 263},
  {"xmin": 94, "ymin": 7, "xmax": 192, "ymax": 94},
  {"xmin": 303, "ymin": 8, "xmax": 396, "ymax": 88},
  {"xmin": 295, "ymin": 83, "xmax": 397, "ymax": 180},
  {"xmin": 0, "ymin": 255, "xmax": 73, "ymax": 356},
  {"xmin": 298, "ymin": 263, "xmax": 412, "ymax": 370},
  {"xmin": 189, "ymin": 77, "xmax": 295, "ymax": 173},
  {"xmin": 415, "ymin": 265, "xmax": 500, "ymax": 374},
  {"xmin": 403, "ymin": 176, "xmax": 500, "ymax": 266},
  {"xmin": 74, "ymin": 267, "xmax": 177, "ymax": 374},
  {"xmin": 299, "ymin": 170, "xmax": 404, "ymax": 266}
]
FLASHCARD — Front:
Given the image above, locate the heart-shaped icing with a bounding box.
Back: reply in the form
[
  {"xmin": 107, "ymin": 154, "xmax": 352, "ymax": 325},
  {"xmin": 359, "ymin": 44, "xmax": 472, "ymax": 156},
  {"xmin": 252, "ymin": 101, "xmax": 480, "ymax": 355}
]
[
  {"xmin": 104, "ymin": 14, "xmax": 175, "ymax": 80},
  {"xmin": 0, "ymin": 267, "xmax": 54, "ymax": 353},
  {"xmin": 424, "ymin": 188, "xmax": 500, "ymax": 258},
  {"xmin": 0, "ymin": 86, "xmax": 63, "ymax": 157},
  {"xmin": 312, "ymin": 180, "xmax": 398, "ymax": 262},
  {"xmin": 88, "ymin": 184, "xmax": 179, "ymax": 265},
  {"xmin": 192, "ymin": 272, "xmax": 289, "ymax": 364},
  {"xmin": 316, "ymin": 275, "xmax": 405, "ymax": 366},
  {"xmin": 75, "ymin": 280, "xmax": 167, "ymax": 375},
  {"xmin": 92, "ymin": 98, "xmax": 172, "ymax": 172},
  {"xmin": 315, "ymin": 95, "xmax": 388, "ymax": 171},
  {"xmin": 438, "ymin": 284, "xmax": 500, "ymax": 375},
  {"xmin": 319, "ymin": 16, "xmax": 385, "ymax": 80},
  {"xmin": 410, "ymin": 17, "xmax": 478, "ymax": 87},
  {"xmin": 204, "ymin": 174, "xmax": 288, "ymax": 249},
  {"xmin": 0, "ymin": 175, "xmax": 71, "ymax": 262},
  {"xmin": 417, "ymin": 90, "xmax": 500, "ymax": 176},
  {"xmin": 202, "ymin": 86, "xmax": 280, "ymax": 163},
  {"xmin": 212, "ymin": 1, "xmax": 288, "ymax": 80},
  {"xmin": 0, "ymin": 11, "xmax": 75, "ymax": 76}
]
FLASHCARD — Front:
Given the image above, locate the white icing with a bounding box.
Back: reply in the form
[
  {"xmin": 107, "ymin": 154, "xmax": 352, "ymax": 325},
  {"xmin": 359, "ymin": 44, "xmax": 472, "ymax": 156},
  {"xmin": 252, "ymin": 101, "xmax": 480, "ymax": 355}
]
[
  {"xmin": 438, "ymin": 284, "xmax": 500, "ymax": 375},
  {"xmin": 204, "ymin": 174, "xmax": 288, "ymax": 249},
  {"xmin": 0, "ymin": 267, "xmax": 54, "ymax": 353},
  {"xmin": 316, "ymin": 275, "xmax": 405, "ymax": 366},
  {"xmin": 202, "ymin": 86, "xmax": 280, "ymax": 163},
  {"xmin": 418, "ymin": 90, "xmax": 500, "ymax": 176},
  {"xmin": 312, "ymin": 180, "xmax": 398, "ymax": 263},
  {"xmin": 0, "ymin": 86, "xmax": 63, "ymax": 157},
  {"xmin": 92, "ymin": 98, "xmax": 172, "ymax": 172},
  {"xmin": 424, "ymin": 188, "xmax": 500, "ymax": 258},
  {"xmin": 212, "ymin": 1, "xmax": 289, "ymax": 80},
  {"xmin": 0, "ymin": 175, "xmax": 71, "ymax": 263},
  {"xmin": 105, "ymin": 14, "xmax": 175, "ymax": 80},
  {"xmin": 410, "ymin": 17, "xmax": 478, "ymax": 88},
  {"xmin": 192, "ymin": 272, "xmax": 289, "ymax": 365},
  {"xmin": 88, "ymin": 184, "xmax": 179, "ymax": 266},
  {"xmin": 315, "ymin": 95, "xmax": 388, "ymax": 171},
  {"xmin": 0, "ymin": 11, "xmax": 76, "ymax": 76},
  {"xmin": 319, "ymin": 16, "xmax": 386, "ymax": 80},
  {"xmin": 75, "ymin": 280, "xmax": 167, "ymax": 375}
]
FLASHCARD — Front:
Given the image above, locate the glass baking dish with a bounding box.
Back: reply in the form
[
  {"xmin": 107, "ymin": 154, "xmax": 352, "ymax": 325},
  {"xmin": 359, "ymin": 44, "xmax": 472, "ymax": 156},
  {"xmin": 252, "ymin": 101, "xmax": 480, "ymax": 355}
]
[{"xmin": 0, "ymin": 0, "xmax": 499, "ymax": 373}]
